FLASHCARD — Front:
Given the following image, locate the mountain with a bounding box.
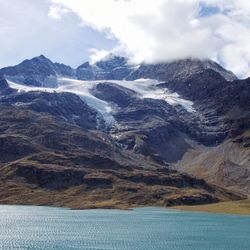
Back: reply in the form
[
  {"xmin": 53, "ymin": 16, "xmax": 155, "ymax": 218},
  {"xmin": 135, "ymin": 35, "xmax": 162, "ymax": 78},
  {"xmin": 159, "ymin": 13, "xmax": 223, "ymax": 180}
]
[
  {"xmin": 126, "ymin": 58, "xmax": 237, "ymax": 82},
  {"xmin": 0, "ymin": 55, "xmax": 248, "ymax": 208},
  {"xmin": 0, "ymin": 105, "xmax": 240, "ymax": 208},
  {"xmin": 0, "ymin": 55, "xmax": 75, "ymax": 87},
  {"xmin": 76, "ymin": 55, "xmax": 237, "ymax": 82}
]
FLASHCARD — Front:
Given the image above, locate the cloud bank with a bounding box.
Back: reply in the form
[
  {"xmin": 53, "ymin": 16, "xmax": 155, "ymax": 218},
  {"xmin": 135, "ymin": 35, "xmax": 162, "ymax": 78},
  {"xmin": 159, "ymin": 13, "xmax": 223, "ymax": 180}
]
[{"xmin": 49, "ymin": 0, "xmax": 250, "ymax": 78}]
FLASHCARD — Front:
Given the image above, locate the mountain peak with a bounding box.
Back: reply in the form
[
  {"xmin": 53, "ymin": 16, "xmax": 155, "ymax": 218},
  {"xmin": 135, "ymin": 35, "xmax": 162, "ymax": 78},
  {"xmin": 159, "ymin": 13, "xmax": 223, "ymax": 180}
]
[
  {"xmin": 38, "ymin": 54, "xmax": 48, "ymax": 59},
  {"xmin": 95, "ymin": 54, "xmax": 128, "ymax": 70},
  {"xmin": 29, "ymin": 54, "xmax": 53, "ymax": 64}
]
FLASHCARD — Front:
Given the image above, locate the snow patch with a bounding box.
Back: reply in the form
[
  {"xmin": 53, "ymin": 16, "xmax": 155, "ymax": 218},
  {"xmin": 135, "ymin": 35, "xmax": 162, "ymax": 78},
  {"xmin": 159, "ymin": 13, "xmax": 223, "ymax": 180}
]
[
  {"xmin": 79, "ymin": 78, "xmax": 195, "ymax": 113},
  {"xmin": 7, "ymin": 79, "xmax": 115, "ymax": 126}
]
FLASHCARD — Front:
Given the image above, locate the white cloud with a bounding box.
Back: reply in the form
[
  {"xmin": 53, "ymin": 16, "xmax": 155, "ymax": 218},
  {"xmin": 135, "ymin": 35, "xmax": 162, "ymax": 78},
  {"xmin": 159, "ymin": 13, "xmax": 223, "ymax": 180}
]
[
  {"xmin": 48, "ymin": 4, "xmax": 70, "ymax": 20},
  {"xmin": 49, "ymin": 0, "xmax": 250, "ymax": 77},
  {"xmin": 89, "ymin": 49, "xmax": 110, "ymax": 64}
]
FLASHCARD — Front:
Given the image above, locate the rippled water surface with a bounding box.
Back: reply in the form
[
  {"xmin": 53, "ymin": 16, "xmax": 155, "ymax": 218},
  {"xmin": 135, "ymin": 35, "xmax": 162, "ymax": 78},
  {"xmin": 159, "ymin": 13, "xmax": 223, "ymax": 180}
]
[{"xmin": 0, "ymin": 206, "xmax": 249, "ymax": 250}]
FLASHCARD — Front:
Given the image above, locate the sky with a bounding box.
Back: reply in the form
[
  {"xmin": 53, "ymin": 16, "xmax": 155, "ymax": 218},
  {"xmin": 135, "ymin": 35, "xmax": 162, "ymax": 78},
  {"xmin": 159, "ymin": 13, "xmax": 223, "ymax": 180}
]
[{"xmin": 1, "ymin": 0, "xmax": 250, "ymax": 78}]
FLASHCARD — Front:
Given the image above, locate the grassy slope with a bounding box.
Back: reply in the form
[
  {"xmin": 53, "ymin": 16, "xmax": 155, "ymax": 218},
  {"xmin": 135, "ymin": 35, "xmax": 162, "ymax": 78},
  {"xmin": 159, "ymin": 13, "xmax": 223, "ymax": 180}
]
[{"xmin": 173, "ymin": 200, "xmax": 250, "ymax": 216}]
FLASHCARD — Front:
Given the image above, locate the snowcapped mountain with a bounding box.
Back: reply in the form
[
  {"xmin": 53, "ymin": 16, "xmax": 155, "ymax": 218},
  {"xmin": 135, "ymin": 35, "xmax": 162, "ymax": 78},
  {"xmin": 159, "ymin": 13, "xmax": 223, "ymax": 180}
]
[{"xmin": 0, "ymin": 54, "xmax": 249, "ymax": 208}]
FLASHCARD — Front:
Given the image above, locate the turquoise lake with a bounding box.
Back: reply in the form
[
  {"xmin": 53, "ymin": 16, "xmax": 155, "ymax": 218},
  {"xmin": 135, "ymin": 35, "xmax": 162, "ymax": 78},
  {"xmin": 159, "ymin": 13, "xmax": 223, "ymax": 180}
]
[{"xmin": 0, "ymin": 205, "xmax": 249, "ymax": 250}]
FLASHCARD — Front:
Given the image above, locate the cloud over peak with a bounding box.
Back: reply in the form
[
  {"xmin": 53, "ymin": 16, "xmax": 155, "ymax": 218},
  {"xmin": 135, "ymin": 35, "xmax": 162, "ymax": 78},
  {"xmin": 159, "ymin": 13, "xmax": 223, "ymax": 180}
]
[{"xmin": 50, "ymin": 0, "xmax": 250, "ymax": 78}]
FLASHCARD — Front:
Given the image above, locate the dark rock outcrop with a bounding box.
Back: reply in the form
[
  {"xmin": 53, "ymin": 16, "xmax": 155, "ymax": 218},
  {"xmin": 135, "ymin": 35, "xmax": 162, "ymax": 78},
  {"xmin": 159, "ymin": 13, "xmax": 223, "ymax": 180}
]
[
  {"xmin": 91, "ymin": 82, "xmax": 138, "ymax": 107},
  {"xmin": 166, "ymin": 194, "xmax": 219, "ymax": 206},
  {"xmin": 0, "ymin": 76, "xmax": 14, "ymax": 95}
]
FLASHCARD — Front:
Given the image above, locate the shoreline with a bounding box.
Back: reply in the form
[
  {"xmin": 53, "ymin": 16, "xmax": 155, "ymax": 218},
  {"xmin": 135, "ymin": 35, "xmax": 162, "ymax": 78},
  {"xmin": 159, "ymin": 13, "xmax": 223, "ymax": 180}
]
[
  {"xmin": 172, "ymin": 200, "xmax": 250, "ymax": 216},
  {"xmin": 0, "ymin": 200, "xmax": 250, "ymax": 216}
]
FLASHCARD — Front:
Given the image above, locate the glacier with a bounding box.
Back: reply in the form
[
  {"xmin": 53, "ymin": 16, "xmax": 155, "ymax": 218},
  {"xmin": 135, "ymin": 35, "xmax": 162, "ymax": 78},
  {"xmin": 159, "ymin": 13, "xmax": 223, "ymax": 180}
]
[{"xmin": 7, "ymin": 78, "xmax": 195, "ymax": 125}]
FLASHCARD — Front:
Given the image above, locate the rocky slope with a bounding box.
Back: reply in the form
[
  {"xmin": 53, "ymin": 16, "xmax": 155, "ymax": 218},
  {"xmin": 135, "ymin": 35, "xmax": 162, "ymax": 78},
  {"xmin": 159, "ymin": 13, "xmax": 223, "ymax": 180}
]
[
  {"xmin": 0, "ymin": 54, "xmax": 249, "ymax": 208},
  {"xmin": 0, "ymin": 105, "xmax": 240, "ymax": 208},
  {"xmin": 173, "ymin": 131, "xmax": 250, "ymax": 196}
]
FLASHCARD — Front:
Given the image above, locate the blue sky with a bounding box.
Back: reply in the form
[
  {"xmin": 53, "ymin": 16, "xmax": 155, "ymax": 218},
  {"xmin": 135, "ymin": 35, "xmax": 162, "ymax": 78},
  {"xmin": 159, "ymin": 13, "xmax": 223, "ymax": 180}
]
[
  {"xmin": 0, "ymin": 0, "xmax": 116, "ymax": 68},
  {"xmin": 199, "ymin": 4, "xmax": 221, "ymax": 17},
  {"xmin": 1, "ymin": 0, "xmax": 250, "ymax": 78}
]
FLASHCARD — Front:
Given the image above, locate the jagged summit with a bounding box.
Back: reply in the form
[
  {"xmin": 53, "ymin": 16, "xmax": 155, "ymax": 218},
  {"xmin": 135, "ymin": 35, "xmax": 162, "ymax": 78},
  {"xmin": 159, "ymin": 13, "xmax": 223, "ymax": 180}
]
[
  {"xmin": 0, "ymin": 54, "xmax": 237, "ymax": 86},
  {"xmin": 31, "ymin": 54, "xmax": 52, "ymax": 62},
  {"xmin": 19, "ymin": 54, "xmax": 55, "ymax": 70}
]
